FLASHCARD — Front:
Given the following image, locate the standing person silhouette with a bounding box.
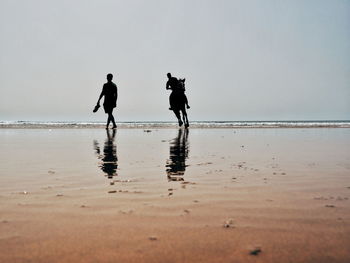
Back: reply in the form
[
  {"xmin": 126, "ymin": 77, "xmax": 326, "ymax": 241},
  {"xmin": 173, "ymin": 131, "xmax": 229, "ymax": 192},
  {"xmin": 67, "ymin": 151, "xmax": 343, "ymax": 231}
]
[{"xmin": 95, "ymin": 73, "xmax": 118, "ymax": 129}]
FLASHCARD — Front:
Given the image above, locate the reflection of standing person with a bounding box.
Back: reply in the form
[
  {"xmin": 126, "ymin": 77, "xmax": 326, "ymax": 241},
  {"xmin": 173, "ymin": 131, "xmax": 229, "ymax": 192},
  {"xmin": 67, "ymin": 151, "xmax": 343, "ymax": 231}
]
[
  {"xmin": 96, "ymin": 73, "xmax": 118, "ymax": 129},
  {"xmin": 166, "ymin": 129, "xmax": 189, "ymax": 181},
  {"xmin": 93, "ymin": 129, "xmax": 118, "ymax": 179}
]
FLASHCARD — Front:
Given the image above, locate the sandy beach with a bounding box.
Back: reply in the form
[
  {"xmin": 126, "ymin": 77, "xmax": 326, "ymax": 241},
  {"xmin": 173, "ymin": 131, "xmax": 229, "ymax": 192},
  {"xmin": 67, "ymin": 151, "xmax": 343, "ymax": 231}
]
[{"xmin": 0, "ymin": 128, "xmax": 349, "ymax": 263}]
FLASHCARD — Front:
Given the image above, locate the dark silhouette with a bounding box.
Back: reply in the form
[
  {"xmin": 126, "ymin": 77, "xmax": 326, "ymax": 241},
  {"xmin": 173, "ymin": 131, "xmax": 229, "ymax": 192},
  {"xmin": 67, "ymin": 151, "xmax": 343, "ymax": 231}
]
[
  {"xmin": 94, "ymin": 73, "xmax": 118, "ymax": 129},
  {"xmin": 166, "ymin": 129, "xmax": 189, "ymax": 181},
  {"xmin": 166, "ymin": 73, "xmax": 190, "ymax": 128},
  {"xmin": 93, "ymin": 129, "xmax": 118, "ymax": 179}
]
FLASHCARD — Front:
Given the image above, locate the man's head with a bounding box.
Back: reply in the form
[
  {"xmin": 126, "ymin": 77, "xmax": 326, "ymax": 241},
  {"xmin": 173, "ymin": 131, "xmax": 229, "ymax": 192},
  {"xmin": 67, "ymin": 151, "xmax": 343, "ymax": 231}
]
[
  {"xmin": 107, "ymin": 73, "xmax": 113, "ymax": 81},
  {"xmin": 167, "ymin": 73, "xmax": 171, "ymax": 79}
]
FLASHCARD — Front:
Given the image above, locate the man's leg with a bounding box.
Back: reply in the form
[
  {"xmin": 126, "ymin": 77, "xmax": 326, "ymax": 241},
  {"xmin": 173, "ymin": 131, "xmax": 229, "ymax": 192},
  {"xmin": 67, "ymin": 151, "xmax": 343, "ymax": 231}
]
[
  {"xmin": 107, "ymin": 109, "xmax": 117, "ymax": 128},
  {"xmin": 106, "ymin": 113, "xmax": 111, "ymax": 129},
  {"xmin": 111, "ymin": 113, "xmax": 117, "ymax": 128}
]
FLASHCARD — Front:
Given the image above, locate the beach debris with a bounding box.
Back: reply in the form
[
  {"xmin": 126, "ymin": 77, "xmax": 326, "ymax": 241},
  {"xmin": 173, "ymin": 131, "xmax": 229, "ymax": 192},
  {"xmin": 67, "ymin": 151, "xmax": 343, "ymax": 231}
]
[
  {"xmin": 193, "ymin": 200, "xmax": 199, "ymax": 203},
  {"xmin": 2, "ymin": 220, "xmax": 9, "ymax": 223},
  {"xmin": 181, "ymin": 181, "xmax": 196, "ymax": 185},
  {"xmin": 337, "ymin": 196, "xmax": 348, "ymax": 200},
  {"xmin": 143, "ymin": 129, "xmax": 152, "ymax": 133},
  {"xmin": 168, "ymin": 188, "xmax": 173, "ymax": 191},
  {"xmin": 197, "ymin": 162, "xmax": 213, "ymax": 166},
  {"xmin": 168, "ymin": 192, "xmax": 173, "ymax": 196},
  {"xmin": 80, "ymin": 205, "xmax": 87, "ymax": 208},
  {"xmin": 250, "ymin": 247, "xmax": 262, "ymax": 255},
  {"xmin": 325, "ymin": 204, "xmax": 335, "ymax": 208},
  {"xmin": 314, "ymin": 196, "xmax": 327, "ymax": 200},
  {"xmin": 56, "ymin": 194, "xmax": 64, "ymax": 197},
  {"xmin": 110, "ymin": 181, "xmax": 115, "ymax": 185},
  {"xmin": 48, "ymin": 170, "xmax": 56, "ymax": 174},
  {"xmin": 119, "ymin": 209, "xmax": 134, "ymax": 214},
  {"xmin": 281, "ymin": 172, "xmax": 286, "ymax": 175},
  {"xmin": 108, "ymin": 190, "xmax": 117, "ymax": 194},
  {"xmin": 20, "ymin": 191, "xmax": 29, "ymax": 195},
  {"xmin": 223, "ymin": 219, "xmax": 234, "ymax": 228},
  {"xmin": 114, "ymin": 179, "xmax": 134, "ymax": 183},
  {"xmin": 184, "ymin": 209, "xmax": 190, "ymax": 214},
  {"xmin": 148, "ymin": 236, "xmax": 157, "ymax": 241}
]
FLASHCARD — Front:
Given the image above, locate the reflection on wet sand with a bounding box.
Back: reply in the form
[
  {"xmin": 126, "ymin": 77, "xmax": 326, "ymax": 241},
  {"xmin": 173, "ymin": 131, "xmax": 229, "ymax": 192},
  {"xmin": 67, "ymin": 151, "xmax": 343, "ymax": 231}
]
[
  {"xmin": 93, "ymin": 129, "xmax": 118, "ymax": 179},
  {"xmin": 166, "ymin": 129, "xmax": 189, "ymax": 181}
]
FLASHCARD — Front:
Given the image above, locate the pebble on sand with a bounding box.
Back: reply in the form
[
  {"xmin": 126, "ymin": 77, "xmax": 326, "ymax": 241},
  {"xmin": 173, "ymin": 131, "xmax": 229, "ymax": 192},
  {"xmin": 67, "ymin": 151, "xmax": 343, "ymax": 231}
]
[
  {"xmin": 223, "ymin": 219, "xmax": 234, "ymax": 228},
  {"xmin": 148, "ymin": 236, "xmax": 157, "ymax": 241},
  {"xmin": 108, "ymin": 190, "xmax": 117, "ymax": 193},
  {"xmin": 250, "ymin": 248, "xmax": 262, "ymax": 255}
]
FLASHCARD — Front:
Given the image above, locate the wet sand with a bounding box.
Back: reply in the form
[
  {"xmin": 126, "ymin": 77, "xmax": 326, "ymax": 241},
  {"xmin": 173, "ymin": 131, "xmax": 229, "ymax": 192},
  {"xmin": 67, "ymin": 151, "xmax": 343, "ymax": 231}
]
[{"xmin": 0, "ymin": 128, "xmax": 349, "ymax": 263}]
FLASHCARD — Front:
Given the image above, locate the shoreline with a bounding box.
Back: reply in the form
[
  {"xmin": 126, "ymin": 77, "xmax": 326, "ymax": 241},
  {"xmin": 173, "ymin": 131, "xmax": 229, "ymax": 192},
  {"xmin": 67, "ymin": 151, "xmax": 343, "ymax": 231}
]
[{"xmin": 1, "ymin": 123, "xmax": 350, "ymax": 129}]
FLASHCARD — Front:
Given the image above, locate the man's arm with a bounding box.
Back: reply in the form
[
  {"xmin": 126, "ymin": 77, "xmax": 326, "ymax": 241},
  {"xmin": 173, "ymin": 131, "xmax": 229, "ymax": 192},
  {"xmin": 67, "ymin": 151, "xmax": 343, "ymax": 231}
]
[{"xmin": 166, "ymin": 80, "xmax": 171, "ymax": 90}]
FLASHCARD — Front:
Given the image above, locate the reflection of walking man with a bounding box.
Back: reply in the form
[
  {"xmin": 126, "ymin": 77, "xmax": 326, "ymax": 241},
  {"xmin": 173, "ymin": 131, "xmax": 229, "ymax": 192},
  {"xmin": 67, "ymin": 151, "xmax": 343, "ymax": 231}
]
[
  {"xmin": 96, "ymin": 73, "xmax": 118, "ymax": 129},
  {"xmin": 93, "ymin": 129, "xmax": 118, "ymax": 179}
]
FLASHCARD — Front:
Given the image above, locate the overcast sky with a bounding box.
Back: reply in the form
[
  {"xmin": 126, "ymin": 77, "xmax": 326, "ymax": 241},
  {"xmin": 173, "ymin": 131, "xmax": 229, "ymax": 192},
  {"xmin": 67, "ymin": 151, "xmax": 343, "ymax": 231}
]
[{"xmin": 0, "ymin": 0, "xmax": 349, "ymax": 121}]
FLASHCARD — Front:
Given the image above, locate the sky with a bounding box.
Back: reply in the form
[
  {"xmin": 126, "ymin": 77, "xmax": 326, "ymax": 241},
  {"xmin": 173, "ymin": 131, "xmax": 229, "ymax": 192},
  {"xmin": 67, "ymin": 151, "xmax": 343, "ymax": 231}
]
[{"xmin": 0, "ymin": 0, "xmax": 349, "ymax": 121}]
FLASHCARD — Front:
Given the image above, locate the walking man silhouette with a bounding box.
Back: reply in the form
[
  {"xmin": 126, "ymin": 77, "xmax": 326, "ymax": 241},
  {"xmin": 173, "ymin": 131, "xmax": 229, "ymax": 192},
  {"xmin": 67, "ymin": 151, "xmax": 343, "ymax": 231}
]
[{"xmin": 95, "ymin": 73, "xmax": 118, "ymax": 129}]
